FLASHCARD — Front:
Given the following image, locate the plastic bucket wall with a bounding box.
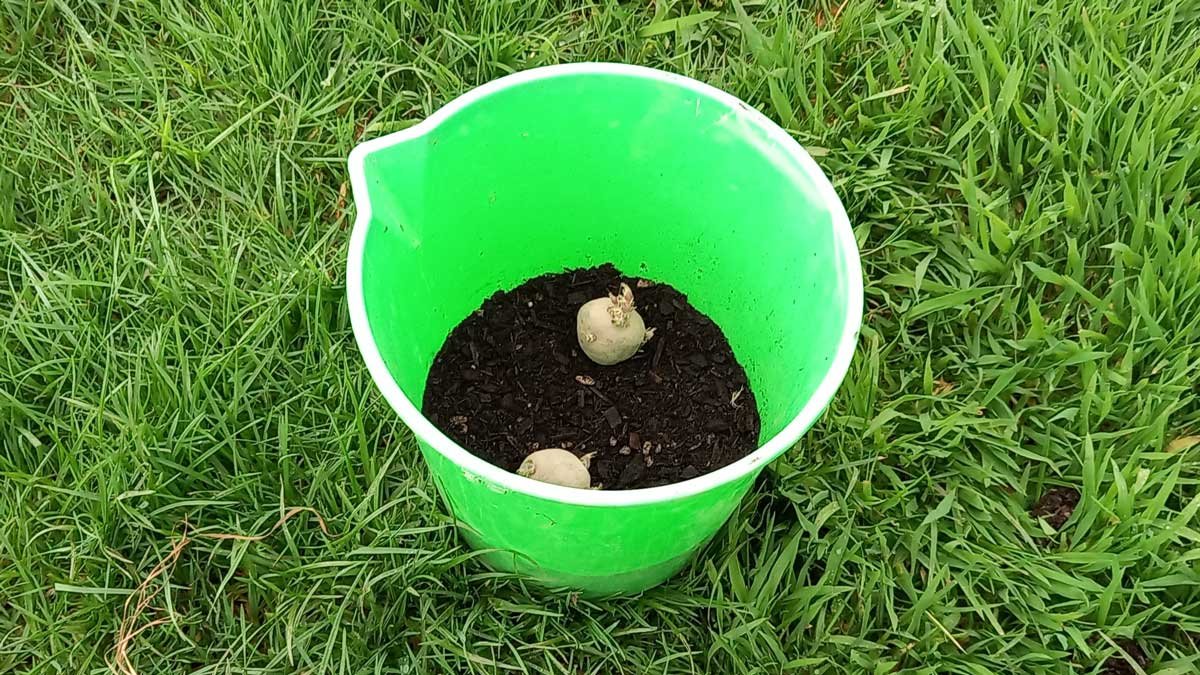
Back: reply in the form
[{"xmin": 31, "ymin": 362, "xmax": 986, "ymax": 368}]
[{"xmin": 347, "ymin": 64, "xmax": 862, "ymax": 595}]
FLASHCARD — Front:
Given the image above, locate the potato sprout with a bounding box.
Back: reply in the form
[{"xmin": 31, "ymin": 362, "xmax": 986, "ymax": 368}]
[
  {"xmin": 576, "ymin": 283, "xmax": 655, "ymax": 366},
  {"xmin": 517, "ymin": 448, "xmax": 596, "ymax": 489}
]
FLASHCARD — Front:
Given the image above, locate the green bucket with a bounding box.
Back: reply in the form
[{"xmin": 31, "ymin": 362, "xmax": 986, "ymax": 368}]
[{"xmin": 347, "ymin": 64, "xmax": 862, "ymax": 595}]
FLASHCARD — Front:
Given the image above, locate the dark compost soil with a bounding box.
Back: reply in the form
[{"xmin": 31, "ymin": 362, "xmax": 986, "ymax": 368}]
[
  {"xmin": 1102, "ymin": 640, "xmax": 1149, "ymax": 675},
  {"xmin": 421, "ymin": 264, "xmax": 761, "ymax": 489},
  {"xmin": 1030, "ymin": 486, "xmax": 1081, "ymax": 531}
]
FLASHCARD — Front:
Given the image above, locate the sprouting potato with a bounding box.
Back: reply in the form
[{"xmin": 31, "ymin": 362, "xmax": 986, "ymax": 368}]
[
  {"xmin": 576, "ymin": 283, "xmax": 655, "ymax": 366},
  {"xmin": 517, "ymin": 448, "xmax": 596, "ymax": 488}
]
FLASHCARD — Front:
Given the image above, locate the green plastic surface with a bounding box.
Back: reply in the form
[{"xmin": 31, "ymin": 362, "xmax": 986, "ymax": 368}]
[{"xmin": 348, "ymin": 65, "xmax": 861, "ymax": 594}]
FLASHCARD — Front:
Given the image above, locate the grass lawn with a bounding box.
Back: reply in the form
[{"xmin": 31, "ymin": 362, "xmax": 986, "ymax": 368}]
[{"xmin": 3, "ymin": 0, "xmax": 1200, "ymax": 672}]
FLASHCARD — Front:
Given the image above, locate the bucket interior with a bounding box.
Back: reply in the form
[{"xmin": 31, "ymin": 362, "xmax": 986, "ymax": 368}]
[{"xmin": 356, "ymin": 71, "xmax": 856, "ymax": 449}]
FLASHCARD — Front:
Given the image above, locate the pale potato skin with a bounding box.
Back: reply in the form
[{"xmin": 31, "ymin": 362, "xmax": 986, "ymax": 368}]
[
  {"xmin": 576, "ymin": 298, "xmax": 648, "ymax": 366},
  {"xmin": 517, "ymin": 448, "xmax": 591, "ymax": 488}
]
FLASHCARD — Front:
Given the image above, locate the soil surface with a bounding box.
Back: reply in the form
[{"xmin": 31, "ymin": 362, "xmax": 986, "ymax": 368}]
[
  {"xmin": 1102, "ymin": 640, "xmax": 1149, "ymax": 675},
  {"xmin": 422, "ymin": 264, "xmax": 761, "ymax": 489},
  {"xmin": 1030, "ymin": 486, "xmax": 1081, "ymax": 530}
]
